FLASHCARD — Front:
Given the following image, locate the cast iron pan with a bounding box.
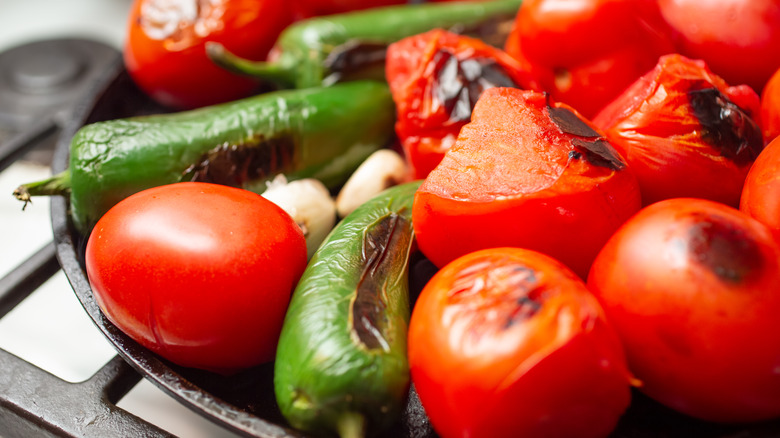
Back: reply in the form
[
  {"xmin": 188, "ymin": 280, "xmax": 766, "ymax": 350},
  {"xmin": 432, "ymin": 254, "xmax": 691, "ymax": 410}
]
[{"xmin": 51, "ymin": 54, "xmax": 780, "ymax": 438}]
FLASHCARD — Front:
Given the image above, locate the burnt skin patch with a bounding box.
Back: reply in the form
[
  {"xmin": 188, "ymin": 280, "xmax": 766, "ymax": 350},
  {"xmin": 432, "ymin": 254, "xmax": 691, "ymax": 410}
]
[
  {"xmin": 183, "ymin": 134, "xmax": 296, "ymax": 187},
  {"xmin": 684, "ymin": 212, "xmax": 764, "ymax": 284},
  {"xmin": 323, "ymin": 40, "xmax": 389, "ymax": 83},
  {"xmin": 688, "ymin": 86, "xmax": 764, "ymax": 166},
  {"xmin": 352, "ymin": 213, "xmax": 413, "ymax": 351},
  {"xmin": 433, "ymin": 49, "xmax": 518, "ymax": 123},
  {"xmin": 571, "ymin": 138, "xmax": 626, "ymax": 171},
  {"xmin": 546, "ymin": 104, "xmax": 601, "ymax": 139}
]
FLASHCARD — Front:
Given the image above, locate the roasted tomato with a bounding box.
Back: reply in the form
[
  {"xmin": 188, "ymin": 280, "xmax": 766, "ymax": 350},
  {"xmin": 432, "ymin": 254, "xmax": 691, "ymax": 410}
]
[
  {"xmin": 408, "ymin": 247, "xmax": 633, "ymax": 438},
  {"xmin": 412, "ymin": 87, "xmax": 641, "ymax": 278},
  {"xmin": 85, "ymin": 182, "xmax": 307, "ymax": 375},
  {"xmin": 124, "ymin": 0, "xmax": 293, "ymax": 109},
  {"xmin": 658, "ymin": 0, "xmax": 780, "ymax": 95},
  {"xmin": 761, "ymin": 66, "xmax": 780, "ymax": 144},
  {"xmin": 593, "ymin": 54, "xmax": 764, "ymax": 207},
  {"xmin": 386, "ymin": 28, "xmax": 538, "ymax": 179},
  {"xmin": 588, "ymin": 198, "xmax": 780, "ymax": 423},
  {"xmin": 504, "ymin": 0, "xmax": 676, "ymax": 118},
  {"xmin": 741, "ymin": 136, "xmax": 780, "ymax": 241}
]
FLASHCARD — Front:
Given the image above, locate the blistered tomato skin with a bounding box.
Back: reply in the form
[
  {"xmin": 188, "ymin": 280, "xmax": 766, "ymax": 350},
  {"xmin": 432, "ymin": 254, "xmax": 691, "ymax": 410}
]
[
  {"xmin": 409, "ymin": 247, "xmax": 632, "ymax": 438},
  {"xmin": 413, "ymin": 87, "xmax": 641, "ymax": 278},
  {"xmin": 741, "ymin": 136, "xmax": 780, "ymax": 241},
  {"xmin": 85, "ymin": 182, "xmax": 307, "ymax": 375},
  {"xmin": 594, "ymin": 54, "xmax": 764, "ymax": 207},
  {"xmin": 588, "ymin": 198, "xmax": 780, "ymax": 423},
  {"xmin": 124, "ymin": 0, "xmax": 293, "ymax": 109}
]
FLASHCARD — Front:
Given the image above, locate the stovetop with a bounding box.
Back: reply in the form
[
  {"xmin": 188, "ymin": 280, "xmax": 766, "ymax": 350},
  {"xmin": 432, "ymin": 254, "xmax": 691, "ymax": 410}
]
[{"xmin": 0, "ymin": 2, "xmax": 243, "ymax": 437}]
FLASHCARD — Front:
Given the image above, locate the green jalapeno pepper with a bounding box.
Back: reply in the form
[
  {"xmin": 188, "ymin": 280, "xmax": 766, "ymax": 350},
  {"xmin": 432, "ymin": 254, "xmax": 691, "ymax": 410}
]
[
  {"xmin": 14, "ymin": 81, "xmax": 395, "ymax": 235},
  {"xmin": 207, "ymin": 0, "xmax": 522, "ymax": 89},
  {"xmin": 274, "ymin": 181, "xmax": 421, "ymax": 438}
]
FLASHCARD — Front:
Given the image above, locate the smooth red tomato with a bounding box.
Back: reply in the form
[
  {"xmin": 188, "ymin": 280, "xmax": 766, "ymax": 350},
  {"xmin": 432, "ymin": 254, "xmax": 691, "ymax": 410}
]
[
  {"xmin": 593, "ymin": 54, "xmax": 764, "ymax": 207},
  {"xmin": 741, "ymin": 136, "xmax": 780, "ymax": 241},
  {"xmin": 658, "ymin": 0, "xmax": 780, "ymax": 95},
  {"xmin": 412, "ymin": 87, "xmax": 641, "ymax": 279},
  {"xmin": 504, "ymin": 0, "xmax": 676, "ymax": 118},
  {"xmin": 761, "ymin": 66, "xmax": 780, "ymax": 143},
  {"xmin": 409, "ymin": 247, "xmax": 633, "ymax": 438},
  {"xmin": 124, "ymin": 0, "xmax": 293, "ymax": 109},
  {"xmin": 85, "ymin": 182, "xmax": 307, "ymax": 375},
  {"xmin": 588, "ymin": 198, "xmax": 780, "ymax": 423}
]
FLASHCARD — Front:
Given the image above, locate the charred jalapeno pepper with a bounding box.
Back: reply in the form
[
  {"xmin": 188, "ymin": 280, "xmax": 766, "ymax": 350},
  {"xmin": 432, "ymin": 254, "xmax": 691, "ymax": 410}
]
[
  {"xmin": 14, "ymin": 81, "xmax": 395, "ymax": 234},
  {"xmin": 207, "ymin": 0, "xmax": 523, "ymax": 90},
  {"xmin": 274, "ymin": 181, "xmax": 421, "ymax": 438}
]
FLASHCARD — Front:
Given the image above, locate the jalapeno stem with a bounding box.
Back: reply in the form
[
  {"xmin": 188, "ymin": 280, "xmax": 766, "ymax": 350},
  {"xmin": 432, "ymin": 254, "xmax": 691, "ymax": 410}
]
[
  {"xmin": 206, "ymin": 42, "xmax": 297, "ymax": 89},
  {"xmin": 13, "ymin": 170, "xmax": 71, "ymax": 210}
]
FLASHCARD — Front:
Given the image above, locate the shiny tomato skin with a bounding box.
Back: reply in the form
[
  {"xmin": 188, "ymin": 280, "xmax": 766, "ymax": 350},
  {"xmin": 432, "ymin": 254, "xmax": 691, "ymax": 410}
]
[
  {"xmin": 413, "ymin": 87, "xmax": 641, "ymax": 279},
  {"xmin": 761, "ymin": 66, "xmax": 780, "ymax": 143},
  {"xmin": 658, "ymin": 0, "xmax": 780, "ymax": 95},
  {"xmin": 85, "ymin": 182, "xmax": 307, "ymax": 375},
  {"xmin": 409, "ymin": 247, "xmax": 632, "ymax": 438},
  {"xmin": 593, "ymin": 54, "xmax": 764, "ymax": 207},
  {"xmin": 588, "ymin": 198, "xmax": 780, "ymax": 423},
  {"xmin": 124, "ymin": 0, "xmax": 293, "ymax": 109},
  {"xmin": 505, "ymin": 0, "xmax": 677, "ymax": 118},
  {"xmin": 741, "ymin": 136, "xmax": 780, "ymax": 241}
]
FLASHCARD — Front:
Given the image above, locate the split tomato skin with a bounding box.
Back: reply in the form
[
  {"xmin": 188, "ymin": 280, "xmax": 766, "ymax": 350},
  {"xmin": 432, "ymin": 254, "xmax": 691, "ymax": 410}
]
[
  {"xmin": 124, "ymin": 0, "xmax": 293, "ymax": 109},
  {"xmin": 741, "ymin": 136, "xmax": 780, "ymax": 241},
  {"xmin": 413, "ymin": 87, "xmax": 641, "ymax": 279},
  {"xmin": 588, "ymin": 198, "xmax": 780, "ymax": 423},
  {"xmin": 593, "ymin": 54, "xmax": 764, "ymax": 207},
  {"xmin": 408, "ymin": 247, "xmax": 632, "ymax": 438},
  {"xmin": 504, "ymin": 0, "xmax": 677, "ymax": 118},
  {"xmin": 658, "ymin": 0, "xmax": 780, "ymax": 95},
  {"xmin": 85, "ymin": 182, "xmax": 307, "ymax": 375}
]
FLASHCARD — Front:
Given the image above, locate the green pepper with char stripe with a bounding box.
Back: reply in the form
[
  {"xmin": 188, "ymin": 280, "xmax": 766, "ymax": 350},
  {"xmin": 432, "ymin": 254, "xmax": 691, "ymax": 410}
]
[
  {"xmin": 274, "ymin": 181, "xmax": 421, "ymax": 438},
  {"xmin": 14, "ymin": 80, "xmax": 396, "ymax": 235}
]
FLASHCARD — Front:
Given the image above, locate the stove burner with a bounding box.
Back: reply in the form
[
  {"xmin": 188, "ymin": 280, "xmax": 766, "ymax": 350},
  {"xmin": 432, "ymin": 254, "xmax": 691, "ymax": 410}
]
[{"xmin": 0, "ymin": 39, "xmax": 119, "ymax": 169}]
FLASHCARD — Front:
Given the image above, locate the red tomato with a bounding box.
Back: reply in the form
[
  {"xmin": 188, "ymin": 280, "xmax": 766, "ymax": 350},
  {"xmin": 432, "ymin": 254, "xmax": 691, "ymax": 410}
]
[
  {"xmin": 761, "ymin": 66, "xmax": 780, "ymax": 143},
  {"xmin": 85, "ymin": 182, "xmax": 307, "ymax": 375},
  {"xmin": 124, "ymin": 0, "xmax": 293, "ymax": 109},
  {"xmin": 504, "ymin": 0, "xmax": 676, "ymax": 118},
  {"xmin": 588, "ymin": 198, "xmax": 780, "ymax": 423},
  {"xmin": 409, "ymin": 247, "xmax": 633, "ymax": 438},
  {"xmin": 658, "ymin": 0, "xmax": 780, "ymax": 95},
  {"xmin": 412, "ymin": 87, "xmax": 641, "ymax": 279},
  {"xmin": 386, "ymin": 29, "xmax": 538, "ymax": 179},
  {"xmin": 741, "ymin": 136, "xmax": 780, "ymax": 241},
  {"xmin": 593, "ymin": 54, "xmax": 764, "ymax": 207},
  {"xmin": 293, "ymin": 0, "xmax": 407, "ymax": 17}
]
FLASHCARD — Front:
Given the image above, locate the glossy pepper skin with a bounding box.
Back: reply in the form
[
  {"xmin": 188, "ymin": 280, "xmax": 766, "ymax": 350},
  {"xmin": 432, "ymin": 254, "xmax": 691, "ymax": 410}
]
[
  {"xmin": 386, "ymin": 28, "xmax": 539, "ymax": 179},
  {"xmin": 504, "ymin": 0, "xmax": 677, "ymax": 119},
  {"xmin": 274, "ymin": 181, "xmax": 421, "ymax": 438},
  {"xmin": 593, "ymin": 54, "xmax": 764, "ymax": 207},
  {"xmin": 207, "ymin": 0, "xmax": 523, "ymax": 90},
  {"xmin": 14, "ymin": 81, "xmax": 395, "ymax": 235}
]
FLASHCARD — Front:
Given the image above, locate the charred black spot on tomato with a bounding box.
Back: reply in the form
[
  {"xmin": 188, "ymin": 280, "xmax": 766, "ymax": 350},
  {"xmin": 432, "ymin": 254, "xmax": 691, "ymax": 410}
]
[
  {"xmin": 323, "ymin": 40, "xmax": 390, "ymax": 83},
  {"xmin": 183, "ymin": 134, "xmax": 296, "ymax": 187},
  {"xmin": 546, "ymin": 102, "xmax": 601, "ymax": 139},
  {"xmin": 571, "ymin": 138, "xmax": 625, "ymax": 171},
  {"xmin": 433, "ymin": 49, "xmax": 518, "ymax": 124},
  {"xmin": 683, "ymin": 212, "xmax": 764, "ymax": 284},
  {"xmin": 352, "ymin": 212, "xmax": 413, "ymax": 351},
  {"xmin": 688, "ymin": 86, "xmax": 764, "ymax": 166}
]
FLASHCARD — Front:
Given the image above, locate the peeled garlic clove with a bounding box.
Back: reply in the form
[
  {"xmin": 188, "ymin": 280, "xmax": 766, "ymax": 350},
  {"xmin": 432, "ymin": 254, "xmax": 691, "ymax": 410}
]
[
  {"xmin": 336, "ymin": 149, "xmax": 408, "ymax": 218},
  {"xmin": 262, "ymin": 175, "xmax": 336, "ymax": 260}
]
